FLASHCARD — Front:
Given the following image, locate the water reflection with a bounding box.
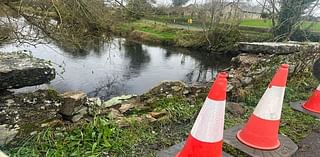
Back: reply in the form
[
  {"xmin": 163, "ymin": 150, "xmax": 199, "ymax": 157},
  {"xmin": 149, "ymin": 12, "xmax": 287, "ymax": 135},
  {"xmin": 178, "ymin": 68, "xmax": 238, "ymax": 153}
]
[
  {"xmin": 0, "ymin": 38, "xmax": 232, "ymax": 100},
  {"xmin": 88, "ymin": 75, "xmax": 126, "ymax": 100},
  {"xmin": 164, "ymin": 47, "xmax": 231, "ymax": 84},
  {"xmin": 53, "ymin": 36, "xmax": 107, "ymax": 58},
  {"xmin": 191, "ymin": 54, "xmax": 229, "ymax": 83},
  {"xmin": 123, "ymin": 40, "xmax": 150, "ymax": 78}
]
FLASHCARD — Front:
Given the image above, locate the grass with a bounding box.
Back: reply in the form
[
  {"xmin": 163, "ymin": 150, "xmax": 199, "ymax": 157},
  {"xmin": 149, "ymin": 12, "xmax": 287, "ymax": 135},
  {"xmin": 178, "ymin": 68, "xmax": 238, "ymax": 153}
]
[
  {"xmin": 151, "ymin": 16, "xmax": 320, "ymax": 32},
  {"xmin": 118, "ymin": 20, "xmax": 181, "ymax": 44},
  {"xmin": 3, "ymin": 69, "xmax": 320, "ymax": 156},
  {"xmin": 2, "ymin": 19, "xmax": 319, "ymax": 156},
  {"xmin": 118, "ymin": 20, "xmax": 263, "ymax": 51},
  {"xmin": 240, "ymin": 19, "xmax": 273, "ymax": 28},
  {"xmin": 2, "ymin": 98, "xmax": 202, "ymax": 157},
  {"xmin": 118, "ymin": 20, "xmax": 208, "ymax": 48},
  {"xmin": 239, "ymin": 30, "xmax": 273, "ymax": 42},
  {"xmin": 240, "ymin": 19, "xmax": 320, "ymax": 32},
  {"xmin": 136, "ymin": 27, "xmax": 177, "ymax": 41}
]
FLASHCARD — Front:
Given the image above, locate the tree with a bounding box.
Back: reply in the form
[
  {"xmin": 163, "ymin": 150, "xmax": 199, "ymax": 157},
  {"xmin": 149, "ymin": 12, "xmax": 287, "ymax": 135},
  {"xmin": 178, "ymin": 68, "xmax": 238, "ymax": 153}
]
[
  {"xmin": 192, "ymin": 0, "xmax": 241, "ymax": 52},
  {"xmin": 171, "ymin": 0, "xmax": 190, "ymax": 7},
  {"xmin": 0, "ymin": 0, "xmax": 120, "ymax": 52},
  {"xmin": 126, "ymin": 0, "xmax": 156, "ymax": 18},
  {"xmin": 274, "ymin": 0, "xmax": 318, "ymax": 41}
]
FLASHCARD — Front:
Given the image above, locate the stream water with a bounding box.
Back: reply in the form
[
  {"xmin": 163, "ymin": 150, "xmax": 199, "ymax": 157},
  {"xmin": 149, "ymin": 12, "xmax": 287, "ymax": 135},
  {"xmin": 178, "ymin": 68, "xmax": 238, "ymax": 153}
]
[{"xmin": 0, "ymin": 38, "xmax": 232, "ymax": 100}]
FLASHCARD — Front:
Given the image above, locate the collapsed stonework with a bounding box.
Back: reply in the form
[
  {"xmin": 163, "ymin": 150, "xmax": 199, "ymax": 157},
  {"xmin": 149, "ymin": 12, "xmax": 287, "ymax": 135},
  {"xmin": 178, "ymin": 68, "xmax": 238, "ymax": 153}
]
[{"xmin": 0, "ymin": 52, "xmax": 55, "ymax": 90}]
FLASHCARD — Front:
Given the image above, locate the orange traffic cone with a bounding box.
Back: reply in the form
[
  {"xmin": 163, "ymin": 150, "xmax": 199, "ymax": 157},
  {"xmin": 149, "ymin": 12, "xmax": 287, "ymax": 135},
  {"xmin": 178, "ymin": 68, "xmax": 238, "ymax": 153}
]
[
  {"xmin": 177, "ymin": 72, "xmax": 228, "ymax": 157},
  {"xmin": 302, "ymin": 85, "xmax": 320, "ymax": 113},
  {"xmin": 237, "ymin": 64, "xmax": 289, "ymax": 150}
]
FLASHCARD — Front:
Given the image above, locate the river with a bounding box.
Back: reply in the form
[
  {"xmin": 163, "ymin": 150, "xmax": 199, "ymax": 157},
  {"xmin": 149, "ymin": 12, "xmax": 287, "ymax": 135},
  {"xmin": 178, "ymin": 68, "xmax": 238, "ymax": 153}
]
[{"xmin": 0, "ymin": 38, "xmax": 232, "ymax": 100}]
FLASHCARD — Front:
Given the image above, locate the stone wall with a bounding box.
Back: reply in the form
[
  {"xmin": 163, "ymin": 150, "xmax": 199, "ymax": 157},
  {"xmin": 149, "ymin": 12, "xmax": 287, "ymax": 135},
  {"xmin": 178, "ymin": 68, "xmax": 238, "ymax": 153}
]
[{"xmin": 0, "ymin": 52, "xmax": 55, "ymax": 90}]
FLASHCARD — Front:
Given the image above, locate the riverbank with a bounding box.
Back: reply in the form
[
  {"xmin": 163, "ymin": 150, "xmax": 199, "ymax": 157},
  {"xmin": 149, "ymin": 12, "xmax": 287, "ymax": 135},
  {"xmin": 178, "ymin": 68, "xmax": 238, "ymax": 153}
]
[
  {"xmin": 113, "ymin": 20, "xmax": 273, "ymax": 53},
  {"xmin": 1, "ymin": 74, "xmax": 319, "ymax": 156},
  {"xmin": 1, "ymin": 49, "xmax": 320, "ymax": 156}
]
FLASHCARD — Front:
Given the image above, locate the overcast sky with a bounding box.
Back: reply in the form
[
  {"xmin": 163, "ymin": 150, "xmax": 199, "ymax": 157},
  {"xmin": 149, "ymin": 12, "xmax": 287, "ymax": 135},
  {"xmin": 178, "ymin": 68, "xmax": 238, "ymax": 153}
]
[
  {"xmin": 155, "ymin": 0, "xmax": 320, "ymax": 16},
  {"xmin": 155, "ymin": 0, "xmax": 257, "ymax": 5}
]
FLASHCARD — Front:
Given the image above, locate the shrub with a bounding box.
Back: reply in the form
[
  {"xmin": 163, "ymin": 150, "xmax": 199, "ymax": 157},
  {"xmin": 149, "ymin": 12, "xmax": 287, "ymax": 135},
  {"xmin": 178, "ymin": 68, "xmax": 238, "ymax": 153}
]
[
  {"xmin": 289, "ymin": 29, "xmax": 320, "ymax": 42},
  {"xmin": 206, "ymin": 26, "xmax": 241, "ymax": 52}
]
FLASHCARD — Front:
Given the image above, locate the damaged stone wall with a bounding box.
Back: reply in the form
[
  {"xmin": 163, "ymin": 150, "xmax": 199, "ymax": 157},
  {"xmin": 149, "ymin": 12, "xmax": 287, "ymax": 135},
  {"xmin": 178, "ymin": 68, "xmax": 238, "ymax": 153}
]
[
  {"xmin": 229, "ymin": 44, "xmax": 320, "ymax": 90},
  {"xmin": 0, "ymin": 52, "xmax": 55, "ymax": 90}
]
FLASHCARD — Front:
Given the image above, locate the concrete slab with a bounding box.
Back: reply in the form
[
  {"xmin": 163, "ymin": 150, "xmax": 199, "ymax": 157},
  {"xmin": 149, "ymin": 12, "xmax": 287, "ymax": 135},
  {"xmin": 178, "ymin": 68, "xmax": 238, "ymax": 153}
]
[
  {"xmin": 238, "ymin": 42, "xmax": 320, "ymax": 55},
  {"xmin": 293, "ymin": 129, "xmax": 320, "ymax": 157},
  {"xmin": 224, "ymin": 125, "xmax": 298, "ymax": 157},
  {"xmin": 290, "ymin": 101, "xmax": 320, "ymax": 118},
  {"xmin": 157, "ymin": 141, "xmax": 233, "ymax": 157},
  {"xmin": 0, "ymin": 52, "xmax": 55, "ymax": 90}
]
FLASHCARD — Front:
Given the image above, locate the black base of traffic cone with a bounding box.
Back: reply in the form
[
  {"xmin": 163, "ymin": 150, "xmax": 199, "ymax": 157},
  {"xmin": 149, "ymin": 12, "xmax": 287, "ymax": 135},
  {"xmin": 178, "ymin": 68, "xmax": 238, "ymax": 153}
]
[
  {"xmin": 290, "ymin": 101, "xmax": 320, "ymax": 118},
  {"xmin": 224, "ymin": 125, "xmax": 298, "ymax": 157},
  {"xmin": 294, "ymin": 129, "xmax": 320, "ymax": 156},
  {"xmin": 157, "ymin": 141, "xmax": 233, "ymax": 157}
]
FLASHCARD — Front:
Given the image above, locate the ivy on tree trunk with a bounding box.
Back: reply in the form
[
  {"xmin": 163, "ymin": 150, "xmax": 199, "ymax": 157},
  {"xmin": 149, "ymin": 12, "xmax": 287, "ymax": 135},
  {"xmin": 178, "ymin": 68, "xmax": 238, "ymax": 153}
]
[{"xmin": 274, "ymin": 0, "xmax": 316, "ymax": 41}]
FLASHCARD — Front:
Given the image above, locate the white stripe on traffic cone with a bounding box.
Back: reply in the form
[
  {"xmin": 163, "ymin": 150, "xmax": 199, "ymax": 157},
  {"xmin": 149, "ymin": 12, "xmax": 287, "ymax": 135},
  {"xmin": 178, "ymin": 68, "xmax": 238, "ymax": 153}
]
[
  {"xmin": 253, "ymin": 86, "xmax": 285, "ymax": 120},
  {"xmin": 177, "ymin": 72, "xmax": 228, "ymax": 157},
  {"xmin": 191, "ymin": 98, "xmax": 226, "ymax": 143}
]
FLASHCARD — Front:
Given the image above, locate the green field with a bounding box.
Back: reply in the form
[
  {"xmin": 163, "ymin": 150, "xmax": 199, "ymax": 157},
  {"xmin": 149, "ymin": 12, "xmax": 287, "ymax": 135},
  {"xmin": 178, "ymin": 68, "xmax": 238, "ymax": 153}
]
[
  {"xmin": 240, "ymin": 19, "xmax": 320, "ymax": 32},
  {"xmin": 240, "ymin": 19, "xmax": 273, "ymax": 28},
  {"xmin": 119, "ymin": 20, "xmax": 180, "ymax": 42},
  {"xmin": 150, "ymin": 17, "xmax": 320, "ymax": 32}
]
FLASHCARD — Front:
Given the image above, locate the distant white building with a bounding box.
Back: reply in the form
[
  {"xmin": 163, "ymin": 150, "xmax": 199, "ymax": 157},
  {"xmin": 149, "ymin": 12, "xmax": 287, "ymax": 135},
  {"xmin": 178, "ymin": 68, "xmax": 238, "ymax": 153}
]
[
  {"xmin": 222, "ymin": 2, "xmax": 263, "ymax": 19},
  {"xmin": 165, "ymin": 1, "xmax": 263, "ymax": 20}
]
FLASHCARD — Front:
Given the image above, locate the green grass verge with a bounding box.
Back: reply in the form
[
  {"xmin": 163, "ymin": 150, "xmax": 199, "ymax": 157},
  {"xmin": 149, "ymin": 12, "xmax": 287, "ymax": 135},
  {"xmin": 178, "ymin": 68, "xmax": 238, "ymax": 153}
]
[
  {"xmin": 240, "ymin": 19, "xmax": 320, "ymax": 32},
  {"xmin": 2, "ymin": 98, "xmax": 202, "ymax": 157},
  {"xmin": 240, "ymin": 19, "xmax": 273, "ymax": 28},
  {"xmin": 118, "ymin": 20, "xmax": 181, "ymax": 44},
  {"xmin": 117, "ymin": 20, "xmax": 270, "ymax": 50}
]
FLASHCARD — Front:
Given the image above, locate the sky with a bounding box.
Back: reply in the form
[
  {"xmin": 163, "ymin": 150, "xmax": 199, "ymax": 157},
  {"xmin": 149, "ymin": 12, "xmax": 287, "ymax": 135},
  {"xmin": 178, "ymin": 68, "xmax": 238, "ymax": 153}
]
[
  {"xmin": 155, "ymin": 0, "xmax": 320, "ymax": 16},
  {"xmin": 155, "ymin": 0, "xmax": 256, "ymax": 5}
]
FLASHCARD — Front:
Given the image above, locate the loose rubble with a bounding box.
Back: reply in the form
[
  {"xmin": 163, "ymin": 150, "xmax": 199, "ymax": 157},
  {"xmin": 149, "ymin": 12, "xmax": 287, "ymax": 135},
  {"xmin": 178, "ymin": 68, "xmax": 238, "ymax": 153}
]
[
  {"xmin": 0, "ymin": 79, "xmax": 215, "ymax": 144},
  {"xmin": 0, "ymin": 124, "xmax": 18, "ymax": 146},
  {"xmin": 59, "ymin": 91, "xmax": 87, "ymax": 122},
  {"xmin": 228, "ymin": 49, "xmax": 320, "ymax": 90},
  {"xmin": 2, "ymin": 44, "xmax": 319, "ymax": 148}
]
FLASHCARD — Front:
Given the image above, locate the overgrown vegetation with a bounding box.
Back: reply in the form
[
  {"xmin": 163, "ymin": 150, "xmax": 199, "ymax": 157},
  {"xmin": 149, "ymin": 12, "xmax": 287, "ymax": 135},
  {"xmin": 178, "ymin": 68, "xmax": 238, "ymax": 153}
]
[
  {"xmin": 274, "ymin": 0, "xmax": 318, "ymax": 41},
  {"xmin": 1, "ymin": 0, "xmax": 320, "ymax": 52},
  {"xmin": 0, "ymin": 0, "xmax": 121, "ymax": 52},
  {"xmin": 0, "ymin": 26, "xmax": 13, "ymax": 44},
  {"xmin": 2, "ymin": 66, "xmax": 320, "ymax": 156},
  {"xmin": 126, "ymin": 0, "xmax": 156, "ymax": 18},
  {"xmin": 117, "ymin": 20, "xmax": 266, "ymax": 52},
  {"xmin": 2, "ymin": 1, "xmax": 320, "ymax": 156}
]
